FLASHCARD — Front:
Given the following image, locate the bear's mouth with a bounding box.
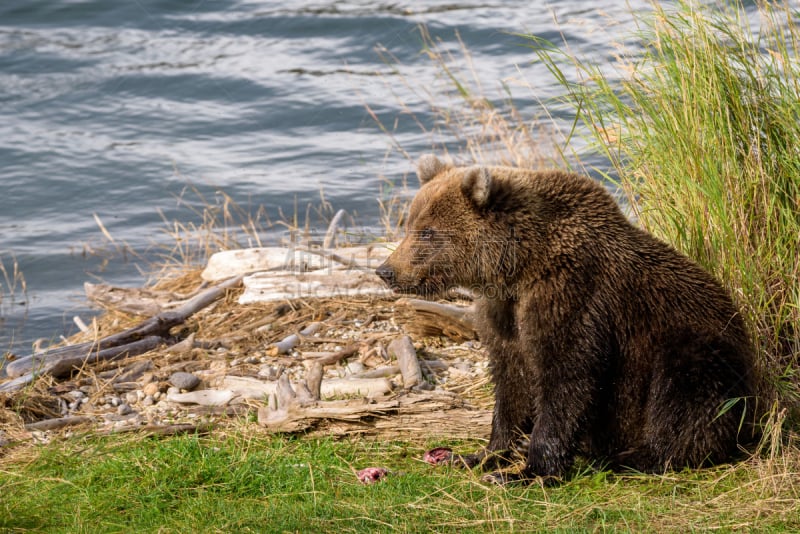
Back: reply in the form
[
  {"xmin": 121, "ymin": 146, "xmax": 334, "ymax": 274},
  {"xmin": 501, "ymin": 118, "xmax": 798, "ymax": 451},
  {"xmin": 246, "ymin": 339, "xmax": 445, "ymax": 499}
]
[{"xmin": 389, "ymin": 277, "xmax": 448, "ymax": 299}]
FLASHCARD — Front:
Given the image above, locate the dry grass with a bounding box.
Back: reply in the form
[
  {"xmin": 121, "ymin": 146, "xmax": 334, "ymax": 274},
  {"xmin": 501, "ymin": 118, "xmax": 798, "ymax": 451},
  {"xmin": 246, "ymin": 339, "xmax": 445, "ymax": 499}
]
[{"xmin": 371, "ymin": 25, "xmax": 558, "ymax": 169}]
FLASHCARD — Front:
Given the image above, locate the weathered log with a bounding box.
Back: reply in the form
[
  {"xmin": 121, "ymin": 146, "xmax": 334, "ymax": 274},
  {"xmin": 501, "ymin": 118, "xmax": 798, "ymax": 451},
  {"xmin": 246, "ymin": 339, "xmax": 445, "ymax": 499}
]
[
  {"xmin": 239, "ymin": 269, "xmax": 391, "ymax": 304},
  {"xmin": 5, "ymin": 275, "xmax": 242, "ymax": 379},
  {"xmin": 202, "ymin": 244, "xmax": 394, "ymax": 282},
  {"xmin": 0, "ymin": 337, "xmax": 163, "ymax": 393},
  {"xmin": 166, "ymin": 389, "xmax": 236, "ymax": 406},
  {"xmin": 400, "ymin": 298, "xmax": 477, "ymax": 341},
  {"xmin": 257, "ymin": 390, "xmax": 483, "ymax": 435},
  {"xmin": 219, "ymin": 375, "xmax": 392, "ymax": 401},
  {"xmin": 388, "ymin": 335, "xmax": 422, "ymax": 389}
]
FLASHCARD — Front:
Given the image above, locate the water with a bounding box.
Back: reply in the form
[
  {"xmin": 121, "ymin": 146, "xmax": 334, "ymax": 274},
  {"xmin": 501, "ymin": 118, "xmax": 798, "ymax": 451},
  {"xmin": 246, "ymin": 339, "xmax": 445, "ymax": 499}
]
[{"xmin": 0, "ymin": 0, "xmax": 652, "ymax": 356}]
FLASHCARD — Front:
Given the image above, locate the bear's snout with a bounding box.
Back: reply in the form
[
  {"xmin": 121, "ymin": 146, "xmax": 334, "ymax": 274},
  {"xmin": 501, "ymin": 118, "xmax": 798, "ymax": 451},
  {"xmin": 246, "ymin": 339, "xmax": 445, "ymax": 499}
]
[{"xmin": 375, "ymin": 263, "xmax": 396, "ymax": 286}]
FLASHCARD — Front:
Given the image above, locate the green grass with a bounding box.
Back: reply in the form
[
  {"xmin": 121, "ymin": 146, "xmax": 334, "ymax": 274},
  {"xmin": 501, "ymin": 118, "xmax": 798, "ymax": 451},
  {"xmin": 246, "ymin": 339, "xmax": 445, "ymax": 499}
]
[
  {"xmin": 1, "ymin": 429, "xmax": 799, "ymax": 532},
  {"xmin": 527, "ymin": 0, "xmax": 800, "ymax": 417}
]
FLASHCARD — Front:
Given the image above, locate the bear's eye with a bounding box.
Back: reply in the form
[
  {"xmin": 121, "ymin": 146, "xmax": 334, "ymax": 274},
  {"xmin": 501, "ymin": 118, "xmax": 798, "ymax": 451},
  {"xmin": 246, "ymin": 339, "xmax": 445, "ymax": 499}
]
[{"xmin": 418, "ymin": 228, "xmax": 435, "ymax": 242}]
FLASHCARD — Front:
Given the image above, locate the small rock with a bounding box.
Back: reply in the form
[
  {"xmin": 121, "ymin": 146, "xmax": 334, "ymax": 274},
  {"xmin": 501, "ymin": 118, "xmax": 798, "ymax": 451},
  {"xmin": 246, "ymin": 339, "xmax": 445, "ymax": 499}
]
[
  {"xmin": 169, "ymin": 372, "xmax": 201, "ymax": 391},
  {"xmin": 258, "ymin": 365, "xmax": 279, "ymax": 380},
  {"xmin": 142, "ymin": 382, "xmax": 160, "ymax": 397},
  {"xmin": 125, "ymin": 392, "xmax": 139, "ymax": 405},
  {"xmin": 117, "ymin": 403, "xmax": 133, "ymax": 416},
  {"xmin": 136, "ymin": 390, "xmax": 146, "ymax": 402},
  {"xmin": 142, "ymin": 395, "xmax": 155, "ymax": 407},
  {"xmin": 64, "ymin": 390, "xmax": 85, "ymax": 401},
  {"xmin": 452, "ymin": 361, "xmax": 472, "ymax": 373},
  {"xmin": 167, "ymin": 386, "xmax": 180, "ymax": 396}
]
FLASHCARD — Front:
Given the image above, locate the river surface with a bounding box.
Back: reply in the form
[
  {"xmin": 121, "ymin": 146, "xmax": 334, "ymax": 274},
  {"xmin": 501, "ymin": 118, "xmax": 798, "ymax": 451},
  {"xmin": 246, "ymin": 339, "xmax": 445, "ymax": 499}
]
[{"xmin": 0, "ymin": 0, "xmax": 656, "ymax": 355}]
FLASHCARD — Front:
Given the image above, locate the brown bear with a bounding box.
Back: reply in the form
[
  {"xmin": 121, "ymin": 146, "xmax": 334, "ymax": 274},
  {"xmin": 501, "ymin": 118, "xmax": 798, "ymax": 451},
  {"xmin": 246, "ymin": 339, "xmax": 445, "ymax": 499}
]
[{"xmin": 376, "ymin": 154, "xmax": 759, "ymax": 483}]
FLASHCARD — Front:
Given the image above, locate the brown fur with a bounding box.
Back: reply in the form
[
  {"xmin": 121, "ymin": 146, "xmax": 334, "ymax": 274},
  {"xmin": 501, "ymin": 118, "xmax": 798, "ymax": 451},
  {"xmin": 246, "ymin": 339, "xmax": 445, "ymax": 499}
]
[{"xmin": 377, "ymin": 154, "xmax": 759, "ymax": 482}]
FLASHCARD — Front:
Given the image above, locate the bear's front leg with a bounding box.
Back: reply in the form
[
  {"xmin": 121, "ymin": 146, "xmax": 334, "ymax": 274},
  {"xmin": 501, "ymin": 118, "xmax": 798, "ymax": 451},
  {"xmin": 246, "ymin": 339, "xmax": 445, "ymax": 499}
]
[
  {"xmin": 486, "ymin": 351, "xmax": 599, "ymax": 484},
  {"xmin": 456, "ymin": 374, "xmax": 531, "ymax": 470}
]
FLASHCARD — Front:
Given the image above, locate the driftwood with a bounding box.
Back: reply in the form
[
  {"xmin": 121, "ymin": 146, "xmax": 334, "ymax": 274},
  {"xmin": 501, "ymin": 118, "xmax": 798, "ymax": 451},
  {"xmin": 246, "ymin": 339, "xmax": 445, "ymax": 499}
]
[
  {"xmin": 0, "ymin": 276, "xmax": 243, "ymax": 393},
  {"xmin": 306, "ymin": 362, "xmax": 324, "ymax": 400},
  {"xmin": 257, "ymin": 389, "xmax": 486, "ymax": 435},
  {"xmin": 400, "ymin": 298, "xmax": 477, "ymax": 341},
  {"xmin": 217, "ymin": 375, "xmax": 393, "ymax": 401},
  {"xmin": 201, "ymin": 244, "xmax": 394, "ymax": 282},
  {"xmin": 388, "ymin": 336, "xmax": 422, "ymax": 389},
  {"xmin": 323, "ymin": 209, "xmax": 347, "ymax": 249},
  {"xmin": 269, "ymin": 322, "xmax": 322, "ymax": 355},
  {"xmin": 0, "ymin": 337, "xmax": 163, "ymax": 394},
  {"xmin": 305, "ymin": 344, "xmax": 359, "ymax": 366},
  {"xmin": 199, "ymin": 243, "xmax": 395, "ymax": 303},
  {"xmin": 24, "ymin": 415, "xmax": 93, "ymax": 432}
]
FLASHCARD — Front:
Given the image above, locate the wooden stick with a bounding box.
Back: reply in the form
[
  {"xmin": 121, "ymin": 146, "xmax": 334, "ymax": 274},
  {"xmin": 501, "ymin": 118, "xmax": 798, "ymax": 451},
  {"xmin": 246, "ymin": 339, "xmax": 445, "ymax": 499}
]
[
  {"xmin": 388, "ymin": 336, "xmax": 422, "ymax": 389},
  {"xmin": 0, "ymin": 336, "xmax": 163, "ymax": 393},
  {"xmin": 25, "ymin": 415, "xmax": 93, "ymax": 432},
  {"xmin": 313, "ymin": 344, "xmax": 359, "ymax": 366},
  {"xmin": 306, "ymin": 362, "xmax": 323, "ymax": 401},
  {"xmin": 270, "ymin": 322, "xmax": 322, "ymax": 354},
  {"xmin": 323, "ymin": 209, "xmax": 347, "ymax": 249}
]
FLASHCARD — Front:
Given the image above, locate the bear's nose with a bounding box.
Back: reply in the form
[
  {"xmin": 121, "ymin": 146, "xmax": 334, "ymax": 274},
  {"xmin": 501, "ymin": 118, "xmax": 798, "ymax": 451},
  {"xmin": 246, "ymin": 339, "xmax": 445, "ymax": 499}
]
[{"xmin": 375, "ymin": 263, "xmax": 396, "ymax": 286}]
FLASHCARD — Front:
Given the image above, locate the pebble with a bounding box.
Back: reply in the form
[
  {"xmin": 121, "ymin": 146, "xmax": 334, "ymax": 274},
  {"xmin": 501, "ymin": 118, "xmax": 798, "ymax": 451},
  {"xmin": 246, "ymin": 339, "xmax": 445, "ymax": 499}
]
[
  {"xmin": 64, "ymin": 390, "xmax": 85, "ymax": 401},
  {"xmin": 142, "ymin": 382, "xmax": 160, "ymax": 397},
  {"xmin": 125, "ymin": 392, "xmax": 139, "ymax": 405},
  {"xmin": 258, "ymin": 365, "xmax": 279, "ymax": 380},
  {"xmin": 167, "ymin": 386, "xmax": 180, "ymax": 396},
  {"xmin": 142, "ymin": 395, "xmax": 155, "ymax": 407},
  {"xmin": 117, "ymin": 403, "xmax": 133, "ymax": 416},
  {"xmin": 169, "ymin": 371, "xmax": 201, "ymax": 391},
  {"xmin": 451, "ymin": 362, "xmax": 472, "ymax": 373}
]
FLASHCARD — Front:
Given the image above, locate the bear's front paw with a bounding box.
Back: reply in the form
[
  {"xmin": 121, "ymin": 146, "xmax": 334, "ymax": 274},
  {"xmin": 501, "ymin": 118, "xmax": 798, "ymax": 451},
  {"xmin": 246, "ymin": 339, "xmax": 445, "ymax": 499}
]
[{"xmin": 452, "ymin": 452, "xmax": 484, "ymax": 469}]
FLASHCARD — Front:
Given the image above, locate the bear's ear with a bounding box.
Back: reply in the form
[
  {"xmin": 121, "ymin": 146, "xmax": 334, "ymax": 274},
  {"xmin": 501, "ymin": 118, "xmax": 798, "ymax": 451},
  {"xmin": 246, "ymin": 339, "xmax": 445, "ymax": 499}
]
[
  {"xmin": 461, "ymin": 166, "xmax": 493, "ymax": 208},
  {"xmin": 417, "ymin": 154, "xmax": 447, "ymax": 184}
]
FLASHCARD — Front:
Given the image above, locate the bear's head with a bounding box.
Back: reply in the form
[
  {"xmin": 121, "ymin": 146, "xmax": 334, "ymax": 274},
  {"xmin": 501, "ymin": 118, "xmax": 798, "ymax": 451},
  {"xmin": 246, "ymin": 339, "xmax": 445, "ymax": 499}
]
[{"xmin": 376, "ymin": 154, "xmax": 528, "ymax": 299}]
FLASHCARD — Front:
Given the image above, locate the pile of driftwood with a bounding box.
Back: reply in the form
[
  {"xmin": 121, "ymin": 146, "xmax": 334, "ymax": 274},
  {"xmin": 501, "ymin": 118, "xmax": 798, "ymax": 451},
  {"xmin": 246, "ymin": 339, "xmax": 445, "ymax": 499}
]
[{"xmin": 0, "ymin": 239, "xmax": 489, "ymax": 442}]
